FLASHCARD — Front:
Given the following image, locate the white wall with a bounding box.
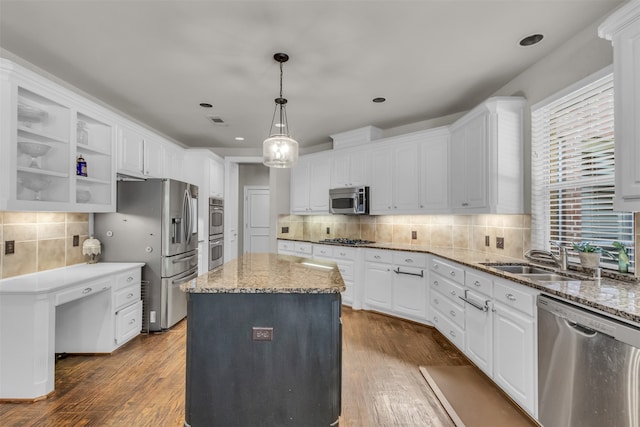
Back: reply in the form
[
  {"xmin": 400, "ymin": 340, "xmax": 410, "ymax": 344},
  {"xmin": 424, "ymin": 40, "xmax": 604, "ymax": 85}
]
[{"xmin": 489, "ymin": 18, "xmax": 614, "ymax": 212}]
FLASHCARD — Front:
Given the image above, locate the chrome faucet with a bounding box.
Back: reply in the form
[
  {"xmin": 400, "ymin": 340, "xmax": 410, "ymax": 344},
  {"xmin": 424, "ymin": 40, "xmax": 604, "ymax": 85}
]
[{"xmin": 524, "ymin": 241, "xmax": 568, "ymax": 270}]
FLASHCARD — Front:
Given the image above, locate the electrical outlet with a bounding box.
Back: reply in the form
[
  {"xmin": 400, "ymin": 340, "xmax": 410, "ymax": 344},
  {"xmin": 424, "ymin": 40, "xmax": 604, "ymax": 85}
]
[
  {"xmin": 252, "ymin": 327, "xmax": 273, "ymax": 341},
  {"xmin": 326, "ymin": 227, "xmax": 330, "ymax": 234},
  {"xmin": 281, "ymin": 226, "xmax": 289, "ymax": 234},
  {"xmin": 496, "ymin": 237, "xmax": 505, "ymax": 249},
  {"xmin": 73, "ymin": 235, "xmax": 80, "ymax": 246},
  {"xmin": 5, "ymin": 240, "xmax": 15, "ymax": 255},
  {"xmin": 411, "ymin": 230, "xmax": 417, "ymax": 240},
  {"xmin": 485, "ymin": 235, "xmax": 490, "ymax": 247}
]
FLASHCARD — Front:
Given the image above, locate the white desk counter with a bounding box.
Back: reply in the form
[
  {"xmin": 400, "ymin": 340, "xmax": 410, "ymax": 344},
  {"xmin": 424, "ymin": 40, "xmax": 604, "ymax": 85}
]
[{"xmin": 0, "ymin": 262, "xmax": 144, "ymax": 401}]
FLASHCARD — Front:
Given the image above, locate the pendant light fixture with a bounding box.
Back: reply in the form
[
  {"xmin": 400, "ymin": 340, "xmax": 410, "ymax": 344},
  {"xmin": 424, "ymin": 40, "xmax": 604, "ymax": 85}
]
[{"xmin": 263, "ymin": 52, "xmax": 299, "ymax": 168}]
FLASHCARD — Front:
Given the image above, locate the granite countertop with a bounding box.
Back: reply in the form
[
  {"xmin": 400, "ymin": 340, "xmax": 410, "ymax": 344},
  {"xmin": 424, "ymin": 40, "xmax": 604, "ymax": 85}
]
[
  {"xmin": 181, "ymin": 253, "xmax": 345, "ymax": 294},
  {"xmin": 281, "ymin": 238, "xmax": 640, "ymax": 324},
  {"xmin": 0, "ymin": 262, "xmax": 145, "ymax": 294}
]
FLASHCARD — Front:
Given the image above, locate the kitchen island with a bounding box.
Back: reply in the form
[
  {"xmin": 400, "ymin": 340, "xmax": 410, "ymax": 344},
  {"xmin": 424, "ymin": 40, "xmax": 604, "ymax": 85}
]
[{"xmin": 181, "ymin": 253, "xmax": 345, "ymax": 427}]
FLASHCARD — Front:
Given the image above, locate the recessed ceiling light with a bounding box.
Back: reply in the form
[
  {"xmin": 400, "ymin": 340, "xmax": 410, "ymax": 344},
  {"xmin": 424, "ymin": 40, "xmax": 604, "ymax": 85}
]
[
  {"xmin": 199, "ymin": 102, "xmax": 213, "ymax": 108},
  {"xmin": 235, "ymin": 137, "xmax": 245, "ymax": 141},
  {"xmin": 519, "ymin": 34, "xmax": 544, "ymax": 47},
  {"xmin": 372, "ymin": 97, "xmax": 386, "ymax": 103}
]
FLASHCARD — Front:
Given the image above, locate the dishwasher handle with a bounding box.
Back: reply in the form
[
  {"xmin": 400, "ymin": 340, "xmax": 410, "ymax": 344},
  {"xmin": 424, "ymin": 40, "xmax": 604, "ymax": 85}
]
[{"xmin": 565, "ymin": 319, "xmax": 598, "ymax": 337}]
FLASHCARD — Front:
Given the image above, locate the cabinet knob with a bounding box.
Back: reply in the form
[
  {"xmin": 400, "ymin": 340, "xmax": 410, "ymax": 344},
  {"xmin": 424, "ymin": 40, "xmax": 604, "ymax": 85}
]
[
  {"xmin": 450, "ymin": 310, "xmax": 456, "ymax": 317},
  {"xmin": 405, "ymin": 259, "xmax": 413, "ymax": 263},
  {"xmin": 433, "ymin": 280, "xmax": 439, "ymax": 286},
  {"xmin": 127, "ymin": 293, "xmax": 134, "ymax": 299},
  {"xmin": 450, "ymin": 290, "xmax": 456, "ymax": 296},
  {"xmin": 129, "ymin": 319, "xmax": 136, "ymax": 325},
  {"xmin": 433, "ymin": 316, "xmax": 439, "ymax": 323},
  {"xmin": 449, "ymin": 330, "xmax": 457, "ymax": 338},
  {"xmin": 450, "ymin": 271, "xmax": 456, "ymax": 277},
  {"xmin": 506, "ymin": 293, "xmax": 517, "ymax": 301},
  {"xmin": 127, "ymin": 276, "xmax": 134, "ymax": 282},
  {"xmin": 82, "ymin": 287, "xmax": 92, "ymax": 294},
  {"xmin": 374, "ymin": 255, "xmax": 381, "ymax": 259},
  {"xmin": 474, "ymin": 280, "xmax": 481, "ymax": 287},
  {"xmin": 433, "ymin": 264, "xmax": 439, "ymax": 269},
  {"xmin": 434, "ymin": 298, "xmax": 439, "ymax": 305},
  {"xmin": 462, "ymin": 202, "xmax": 469, "ymax": 207}
]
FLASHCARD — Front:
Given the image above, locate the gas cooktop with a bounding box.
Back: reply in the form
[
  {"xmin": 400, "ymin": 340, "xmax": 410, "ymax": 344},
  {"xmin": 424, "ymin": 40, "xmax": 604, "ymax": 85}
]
[{"xmin": 318, "ymin": 238, "xmax": 375, "ymax": 246}]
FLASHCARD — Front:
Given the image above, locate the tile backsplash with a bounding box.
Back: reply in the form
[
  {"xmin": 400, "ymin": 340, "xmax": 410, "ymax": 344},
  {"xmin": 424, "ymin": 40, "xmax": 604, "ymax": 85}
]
[
  {"xmin": 0, "ymin": 211, "xmax": 90, "ymax": 279},
  {"xmin": 278, "ymin": 214, "xmax": 532, "ymax": 259}
]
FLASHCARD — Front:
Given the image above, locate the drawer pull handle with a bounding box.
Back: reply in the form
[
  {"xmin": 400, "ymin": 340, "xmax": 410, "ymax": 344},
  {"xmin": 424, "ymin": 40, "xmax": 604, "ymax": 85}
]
[
  {"xmin": 450, "ymin": 271, "xmax": 456, "ymax": 277},
  {"xmin": 340, "ymin": 252, "xmax": 346, "ymax": 256},
  {"xmin": 405, "ymin": 258, "xmax": 414, "ymax": 263},
  {"xmin": 433, "ymin": 280, "xmax": 439, "ymax": 286},
  {"xmin": 129, "ymin": 319, "xmax": 136, "ymax": 325},
  {"xmin": 82, "ymin": 287, "xmax": 92, "ymax": 294},
  {"xmin": 450, "ymin": 310, "xmax": 456, "ymax": 317},
  {"xmin": 127, "ymin": 276, "xmax": 134, "ymax": 282},
  {"xmin": 506, "ymin": 293, "xmax": 517, "ymax": 301},
  {"xmin": 474, "ymin": 280, "xmax": 481, "ymax": 287},
  {"xmin": 394, "ymin": 268, "xmax": 424, "ymax": 277},
  {"xmin": 374, "ymin": 255, "xmax": 381, "ymax": 259},
  {"xmin": 127, "ymin": 293, "xmax": 134, "ymax": 299},
  {"xmin": 450, "ymin": 290, "xmax": 457, "ymax": 296},
  {"xmin": 449, "ymin": 330, "xmax": 457, "ymax": 338},
  {"xmin": 459, "ymin": 291, "xmax": 489, "ymax": 312}
]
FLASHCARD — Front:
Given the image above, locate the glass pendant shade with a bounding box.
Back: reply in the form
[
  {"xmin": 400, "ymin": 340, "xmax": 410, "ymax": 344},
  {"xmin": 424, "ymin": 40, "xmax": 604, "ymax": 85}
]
[{"xmin": 263, "ymin": 52, "xmax": 299, "ymax": 168}]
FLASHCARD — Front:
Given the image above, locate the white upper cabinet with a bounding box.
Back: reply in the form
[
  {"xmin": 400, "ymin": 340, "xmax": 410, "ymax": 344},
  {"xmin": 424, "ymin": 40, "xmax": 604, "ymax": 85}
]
[
  {"xmin": 370, "ymin": 128, "xmax": 449, "ymax": 214},
  {"xmin": 209, "ymin": 156, "xmax": 224, "ymax": 198},
  {"xmin": 117, "ymin": 124, "xmax": 165, "ymax": 179},
  {"xmin": 330, "ymin": 148, "xmax": 370, "ymax": 188},
  {"xmin": 163, "ymin": 143, "xmax": 185, "ymax": 182},
  {"xmin": 0, "ymin": 59, "xmax": 116, "ymax": 212},
  {"xmin": 599, "ymin": 2, "xmax": 640, "ymax": 211},
  {"xmin": 449, "ymin": 96, "xmax": 525, "ymax": 213},
  {"xmin": 290, "ymin": 152, "xmax": 331, "ymax": 214}
]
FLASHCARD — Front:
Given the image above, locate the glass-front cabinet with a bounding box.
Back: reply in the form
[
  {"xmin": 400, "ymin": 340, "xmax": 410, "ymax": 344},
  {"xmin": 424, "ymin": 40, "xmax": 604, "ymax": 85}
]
[{"xmin": 1, "ymin": 59, "xmax": 116, "ymax": 212}]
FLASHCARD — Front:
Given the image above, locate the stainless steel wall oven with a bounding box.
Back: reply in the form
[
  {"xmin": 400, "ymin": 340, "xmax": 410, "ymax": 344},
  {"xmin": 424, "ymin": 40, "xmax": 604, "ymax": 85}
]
[{"xmin": 209, "ymin": 198, "xmax": 224, "ymax": 270}]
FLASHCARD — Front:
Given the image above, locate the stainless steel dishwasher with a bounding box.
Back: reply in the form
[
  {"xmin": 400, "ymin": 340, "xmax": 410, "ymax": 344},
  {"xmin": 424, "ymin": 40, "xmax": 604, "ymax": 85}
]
[{"xmin": 538, "ymin": 295, "xmax": 640, "ymax": 427}]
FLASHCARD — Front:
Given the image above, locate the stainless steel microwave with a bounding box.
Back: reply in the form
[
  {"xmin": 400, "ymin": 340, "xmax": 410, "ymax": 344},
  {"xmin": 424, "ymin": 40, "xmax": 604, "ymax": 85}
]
[{"xmin": 329, "ymin": 186, "xmax": 369, "ymax": 215}]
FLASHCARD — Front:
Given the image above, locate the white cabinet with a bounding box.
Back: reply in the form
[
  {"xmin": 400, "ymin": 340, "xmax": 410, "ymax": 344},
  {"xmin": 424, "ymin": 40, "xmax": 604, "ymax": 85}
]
[
  {"xmin": 370, "ymin": 140, "xmax": 420, "ymax": 213},
  {"xmin": 330, "ymin": 148, "xmax": 370, "ymax": 188},
  {"xmin": 429, "ymin": 256, "xmax": 466, "ymax": 351},
  {"xmin": 164, "ymin": 143, "xmax": 184, "ymax": 182},
  {"xmin": 449, "ymin": 97, "xmax": 525, "ymax": 213},
  {"xmin": 209, "ymin": 156, "xmax": 224, "ymax": 198},
  {"xmin": 363, "ymin": 250, "xmax": 394, "ymax": 314},
  {"xmin": 313, "ymin": 244, "xmax": 358, "ymax": 306},
  {"xmin": 117, "ymin": 124, "xmax": 164, "ymax": 178},
  {"xmin": 370, "ymin": 128, "xmax": 449, "ymax": 214},
  {"xmin": 599, "ymin": 3, "xmax": 640, "ymax": 211},
  {"xmin": 463, "ymin": 270, "xmax": 494, "ymax": 376},
  {"xmin": 391, "ymin": 251, "xmax": 428, "ymax": 321},
  {"xmin": 290, "ymin": 152, "xmax": 331, "ymax": 214},
  {"xmin": 492, "ymin": 287, "xmax": 537, "ymax": 416},
  {"xmin": 0, "ymin": 59, "xmax": 116, "ymax": 212}
]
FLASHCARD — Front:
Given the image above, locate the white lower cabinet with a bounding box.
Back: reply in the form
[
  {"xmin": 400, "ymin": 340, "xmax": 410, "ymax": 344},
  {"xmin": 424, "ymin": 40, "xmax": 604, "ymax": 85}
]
[
  {"xmin": 429, "ymin": 256, "xmax": 538, "ymax": 417},
  {"xmin": 364, "ymin": 250, "xmax": 394, "ymax": 314},
  {"xmin": 115, "ymin": 300, "xmax": 143, "ymax": 345}
]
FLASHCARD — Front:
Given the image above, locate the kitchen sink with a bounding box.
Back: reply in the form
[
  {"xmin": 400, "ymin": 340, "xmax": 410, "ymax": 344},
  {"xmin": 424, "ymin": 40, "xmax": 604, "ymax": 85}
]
[
  {"xmin": 485, "ymin": 264, "xmax": 553, "ymax": 274},
  {"xmin": 518, "ymin": 273, "xmax": 575, "ymax": 282}
]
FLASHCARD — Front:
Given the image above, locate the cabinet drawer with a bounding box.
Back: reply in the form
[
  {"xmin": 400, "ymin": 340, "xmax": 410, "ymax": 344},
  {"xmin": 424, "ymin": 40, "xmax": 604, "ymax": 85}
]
[
  {"xmin": 365, "ymin": 249, "xmax": 393, "ymax": 264},
  {"xmin": 494, "ymin": 279, "xmax": 537, "ymax": 316},
  {"xmin": 431, "ymin": 308, "xmax": 465, "ymax": 350},
  {"xmin": 278, "ymin": 240, "xmax": 295, "ymax": 252},
  {"xmin": 430, "ymin": 275, "xmax": 464, "ymax": 307},
  {"xmin": 333, "ymin": 246, "xmax": 356, "ymax": 260},
  {"xmin": 294, "ymin": 242, "xmax": 313, "ymax": 255},
  {"xmin": 336, "ymin": 261, "xmax": 354, "ymax": 281},
  {"xmin": 115, "ymin": 268, "xmax": 141, "ymax": 291},
  {"xmin": 465, "ymin": 270, "xmax": 493, "ymax": 298},
  {"xmin": 115, "ymin": 300, "xmax": 142, "ymax": 345},
  {"xmin": 393, "ymin": 251, "xmax": 427, "ymax": 268},
  {"xmin": 313, "ymin": 244, "xmax": 334, "ymax": 258},
  {"xmin": 114, "ymin": 284, "xmax": 141, "ymax": 311},
  {"xmin": 430, "ymin": 290, "xmax": 465, "ymax": 329},
  {"xmin": 431, "ymin": 258, "xmax": 464, "ymax": 285},
  {"xmin": 55, "ymin": 279, "xmax": 111, "ymax": 306}
]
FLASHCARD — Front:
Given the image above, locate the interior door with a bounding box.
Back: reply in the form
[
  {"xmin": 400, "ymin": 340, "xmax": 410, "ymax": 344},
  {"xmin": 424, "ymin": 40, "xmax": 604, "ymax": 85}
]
[{"xmin": 244, "ymin": 186, "xmax": 270, "ymax": 254}]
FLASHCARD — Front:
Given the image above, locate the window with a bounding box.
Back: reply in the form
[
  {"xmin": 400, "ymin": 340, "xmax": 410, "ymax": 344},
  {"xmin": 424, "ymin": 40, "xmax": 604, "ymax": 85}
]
[{"xmin": 531, "ymin": 67, "xmax": 634, "ymax": 271}]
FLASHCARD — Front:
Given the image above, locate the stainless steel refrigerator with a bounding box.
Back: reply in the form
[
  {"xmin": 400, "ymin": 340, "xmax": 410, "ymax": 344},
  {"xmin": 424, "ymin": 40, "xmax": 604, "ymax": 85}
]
[{"xmin": 95, "ymin": 179, "xmax": 198, "ymax": 332}]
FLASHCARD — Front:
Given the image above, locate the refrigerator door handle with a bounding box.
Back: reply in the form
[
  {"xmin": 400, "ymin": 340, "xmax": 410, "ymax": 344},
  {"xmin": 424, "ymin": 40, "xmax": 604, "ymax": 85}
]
[
  {"xmin": 173, "ymin": 270, "xmax": 198, "ymax": 285},
  {"xmin": 172, "ymin": 254, "xmax": 198, "ymax": 264},
  {"xmin": 183, "ymin": 189, "xmax": 191, "ymax": 246}
]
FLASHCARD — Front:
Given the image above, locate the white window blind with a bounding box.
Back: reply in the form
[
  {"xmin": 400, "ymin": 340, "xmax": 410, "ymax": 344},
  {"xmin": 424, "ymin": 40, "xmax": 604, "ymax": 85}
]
[{"xmin": 531, "ymin": 69, "xmax": 634, "ymax": 271}]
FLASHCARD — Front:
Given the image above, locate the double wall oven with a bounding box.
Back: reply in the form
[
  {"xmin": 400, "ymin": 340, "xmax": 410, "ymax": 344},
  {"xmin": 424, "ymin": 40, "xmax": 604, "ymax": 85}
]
[{"xmin": 209, "ymin": 198, "xmax": 224, "ymax": 270}]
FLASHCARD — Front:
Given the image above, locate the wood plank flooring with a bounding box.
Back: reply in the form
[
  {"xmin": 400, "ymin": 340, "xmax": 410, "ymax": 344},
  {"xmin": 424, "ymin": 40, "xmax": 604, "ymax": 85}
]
[{"xmin": 0, "ymin": 307, "xmax": 469, "ymax": 426}]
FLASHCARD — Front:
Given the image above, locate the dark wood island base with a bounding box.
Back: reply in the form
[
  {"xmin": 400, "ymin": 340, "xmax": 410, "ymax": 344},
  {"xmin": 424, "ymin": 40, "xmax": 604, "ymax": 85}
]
[{"xmin": 182, "ymin": 254, "xmax": 345, "ymax": 427}]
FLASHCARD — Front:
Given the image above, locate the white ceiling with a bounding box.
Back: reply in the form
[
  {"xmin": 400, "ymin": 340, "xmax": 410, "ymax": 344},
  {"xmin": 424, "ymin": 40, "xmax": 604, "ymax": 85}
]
[{"xmin": 0, "ymin": 0, "xmax": 623, "ymax": 154}]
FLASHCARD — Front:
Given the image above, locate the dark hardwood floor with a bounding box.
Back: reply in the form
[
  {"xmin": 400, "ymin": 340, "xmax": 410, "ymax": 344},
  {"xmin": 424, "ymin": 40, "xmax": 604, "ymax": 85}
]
[{"xmin": 1, "ymin": 307, "xmax": 468, "ymax": 426}]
